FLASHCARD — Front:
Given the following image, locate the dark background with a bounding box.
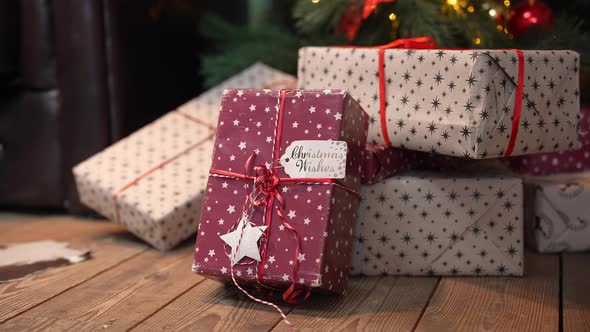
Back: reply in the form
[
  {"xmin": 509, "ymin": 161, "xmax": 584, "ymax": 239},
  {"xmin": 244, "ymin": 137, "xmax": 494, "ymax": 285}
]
[
  {"xmin": 0, "ymin": 0, "xmax": 587, "ymax": 212},
  {"xmin": 0, "ymin": 0, "xmax": 247, "ymax": 212}
]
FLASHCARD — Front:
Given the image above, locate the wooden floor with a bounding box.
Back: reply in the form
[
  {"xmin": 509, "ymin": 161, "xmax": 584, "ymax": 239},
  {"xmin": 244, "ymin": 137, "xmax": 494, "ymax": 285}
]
[{"xmin": 0, "ymin": 217, "xmax": 588, "ymax": 332}]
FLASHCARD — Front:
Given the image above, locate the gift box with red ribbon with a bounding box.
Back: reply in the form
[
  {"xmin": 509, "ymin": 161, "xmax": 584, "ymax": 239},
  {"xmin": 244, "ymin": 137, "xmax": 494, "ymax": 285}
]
[
  {"xmin": 352, "ymin": 172, "xmax": 524, "ymax": 276},
  {"xmin": 73, "ymin": 63, "xmax": 296, "ymax": 251},
  {"xmin": 192, "ymin": 89, "xmax": 368, "ymax": 298},
  {"xmin": 299, "ymin": 40, "xmax": 580, "ymax": 159},
  {"xmin": 508, "ymin": 108, "xmax": 590, "ymax": 176}
]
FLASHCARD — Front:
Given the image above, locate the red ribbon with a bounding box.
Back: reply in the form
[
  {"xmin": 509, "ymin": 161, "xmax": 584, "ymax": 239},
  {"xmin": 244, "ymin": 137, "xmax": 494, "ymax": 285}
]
[
  {"xmin": 210, "ymin": 169, "xmax": 359, "ymax": 198},
  {"xmin": 352, "ymin": 37, "xmax": 524, "ymax": 157},
  {"xmin": 504, "ymin": 49, "xmax": 524, "ymax": 157},
  {"xmin": 375, "ymin": 37, "xmax": 437, "ymax": 146},
  {"xmin": 224, "ymin": 154, "xmax": 297, "ymax": 328},
  {"xmin": 113, "ymin": 111, "xmax": 215, "ymax": 224},
  {"xmin": 340, "ymin": 37, "xmax": 436, "ymax": 146}
]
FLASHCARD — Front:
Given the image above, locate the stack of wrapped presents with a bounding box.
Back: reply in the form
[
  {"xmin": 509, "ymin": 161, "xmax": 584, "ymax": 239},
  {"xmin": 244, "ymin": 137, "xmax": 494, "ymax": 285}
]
[{"xmin": 74, "ymin": 43, "xmax": 583, "ymax": 302}]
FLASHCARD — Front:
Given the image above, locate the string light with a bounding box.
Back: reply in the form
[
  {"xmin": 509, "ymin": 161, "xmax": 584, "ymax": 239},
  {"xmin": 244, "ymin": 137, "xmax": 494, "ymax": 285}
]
[
  {"xmin": 497, "ymin": 24, "xmax": 503, "ymax": 31},
  {"xmin": 488, "ymin": 9, "xmax": 497, "ymax": 17},
  {"xmin": 311, "ymin": 0, "xmax": 320, "ymax": 3},
  {"xmin": 473, "ymin": 37, "xmax": 481, "ymax": 45},
  {"xmin": 447, "ymin": 0, "xmax": 457, "ymax": 5},
  {"xmin": 389, "ymin": 11, "xmax": 400, "ymax": 38},
  {"xmin": 504, "ymin": 0, "xmax": 511, "ymax": 7},
  {"xmin": 467, "ymin": 5, "xmax": 475, "ymax": 13}
]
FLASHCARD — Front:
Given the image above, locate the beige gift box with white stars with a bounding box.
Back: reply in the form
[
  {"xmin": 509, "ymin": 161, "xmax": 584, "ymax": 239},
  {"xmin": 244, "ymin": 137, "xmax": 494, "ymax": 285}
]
[
  {"xmin": 73, "ymin": 63, "xmax": 296, "ymax": 250},
  {"xmin": 351, "ymin": 172, "xmax": 524, "ymax": 276},
  {"xmin": 298, "ymin": 48, "xmax": 580, "ymax": 159}
]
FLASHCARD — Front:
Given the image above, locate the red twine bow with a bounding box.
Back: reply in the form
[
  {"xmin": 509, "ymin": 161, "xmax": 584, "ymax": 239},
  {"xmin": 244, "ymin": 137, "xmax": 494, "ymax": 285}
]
[
  {"xmin": 224, "ymin": 154, "xmax": 301, "ymax": 329},
  {"xmin": 251, "ymin": 165, "xmax": 280, "ymax": 206},
  {"xmin": 248, "ymin": 162, "xmax": 311, "ymax": 304}
]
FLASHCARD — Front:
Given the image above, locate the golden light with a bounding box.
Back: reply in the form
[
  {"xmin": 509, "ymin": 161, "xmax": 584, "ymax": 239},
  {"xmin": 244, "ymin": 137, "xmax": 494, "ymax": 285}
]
[
  {"xmin": 504, "ymin": 0, "xmax": 511, "ymax": 7},
  {"xmin": 389, "ymin": 12, "xmax": 397, "ymax": 21},
  {"xmin": 473, "ymin": 37, "xmax": 481, "ymax": 45},
  {"xmin": 311, "ymin": 0, "xmax": 320, "ymax": 3},
  {"xmin": 467, "ymin": 5, "xmax": 475, "ymax": 13},
  {"xmin": 447, "ymin": 0, "xmax": 458, "ymax": 5},
  {"xmin": 497, "ymin": 24, "xmax": 503, "ymax": 31},
  {"xmin": 489, "ymin": 9, "xmax": 497, "ymax": 17}
]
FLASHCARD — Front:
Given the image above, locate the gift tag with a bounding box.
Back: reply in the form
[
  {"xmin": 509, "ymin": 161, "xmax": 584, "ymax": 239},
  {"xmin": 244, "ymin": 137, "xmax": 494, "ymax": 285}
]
[{"xmin": 280, "ymin": 140, "xmax": 347, "ymax": 179}]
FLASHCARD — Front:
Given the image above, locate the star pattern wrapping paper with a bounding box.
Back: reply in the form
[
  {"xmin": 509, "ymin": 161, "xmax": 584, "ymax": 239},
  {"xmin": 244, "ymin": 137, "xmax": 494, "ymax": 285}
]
[
  {"xmin": 509, "ymin": 108, "xmax": 590, "ymax": 175},
  {"xmin": 525, "ymin": 173, "xmax": 590, "ymax": 253},
  {"xmin": 351, "ymin": 172, "xmax": 524, "ymax": 276},
  {"xmin": 73, "ymin": 64, "xmax": 296, "ymax": 251},
  {"xmin": 193, "ymin": 89, "xmax": 368, "ymax": 294},
  {"xmin": 298, "ymin": 48, "xmax": 580, "ymax": 158}
]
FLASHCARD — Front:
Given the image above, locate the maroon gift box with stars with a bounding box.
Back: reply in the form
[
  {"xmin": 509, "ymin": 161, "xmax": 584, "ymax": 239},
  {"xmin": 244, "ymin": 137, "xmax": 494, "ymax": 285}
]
[{"xmin": 192, "ymin": 89, "xmax": 368, "ymax": 295}]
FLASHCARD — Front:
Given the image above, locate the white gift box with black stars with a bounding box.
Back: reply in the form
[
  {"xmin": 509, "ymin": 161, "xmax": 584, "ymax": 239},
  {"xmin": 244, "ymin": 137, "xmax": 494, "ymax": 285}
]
[{"xmin": 351, "ymin": 172, "xmax": 524, "ymax": 276}]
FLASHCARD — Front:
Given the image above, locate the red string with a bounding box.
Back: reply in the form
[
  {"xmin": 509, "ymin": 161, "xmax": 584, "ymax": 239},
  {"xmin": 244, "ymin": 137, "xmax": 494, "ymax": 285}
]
[
  {"xmin": 375, "ymin": 37, "xmax": 437, "ymax": 146},
  {"xmin": 257, "ymin": 90, "xmax": 287, "ymax": 291},
  {"xmin": 227, "ymin": 180, "xmax": 297, "ymax": 329},
  {"xmin": 222, "ymin": 91, "xmax": 303, "ymax": 329},
  {"xmin": 504, "ymin": 49, "xmax": 525, "ymax": 157},
  {"xmin": 176, "ymin": 110, "xmax": 217, "ymax": 131},
  {"xmin": 209, "ymin": 169, "xmax": 360, "ymax": 199},
  {"xmin": 378, "ymin": 48, "xmax": 390, "ymax": 146},
  {"xmin": 274, "ymin": 90, "xmax": 287, "ymax": 162},
  {"xmin": 113, "ymin": 111, "xmax": 215, "ymax": 223}
]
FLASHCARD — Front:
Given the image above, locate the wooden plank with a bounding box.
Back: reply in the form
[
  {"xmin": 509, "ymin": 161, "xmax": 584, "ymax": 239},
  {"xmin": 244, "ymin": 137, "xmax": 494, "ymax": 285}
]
[
  {"xmin": 0, "ymin": 216, "xmax": 115, "ymax": 243},
  {"xmin": 0, "ymin": 212, "xmax": 54, "ymax": 221},
  {"xmin": 0, "ymin": 218, "xmax": 147, "ymax": 323},
  {"xmin": 1, "ymin": 244, "xmax": 203, "ymax": 331},
  {"xmin": 415, "ymin": 251, "xmax": 560, "ymax": 332},
  {"xmin": 563, "ymin": 253, "xmax": 590, "ymax": 332},
  {"xmin": 132, "ymin": 278, "xmax": 294, "ymax": 331},
  {"xmin": 272, "ymin": 276, "xmax": 439, "ymax": 332}
]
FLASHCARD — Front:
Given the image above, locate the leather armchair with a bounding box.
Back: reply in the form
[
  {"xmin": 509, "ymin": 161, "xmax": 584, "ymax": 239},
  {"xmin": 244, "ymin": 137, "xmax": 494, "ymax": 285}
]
[{"xmin": 0, "ymin": 0, "xmax": 202, "ymax": 212}]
